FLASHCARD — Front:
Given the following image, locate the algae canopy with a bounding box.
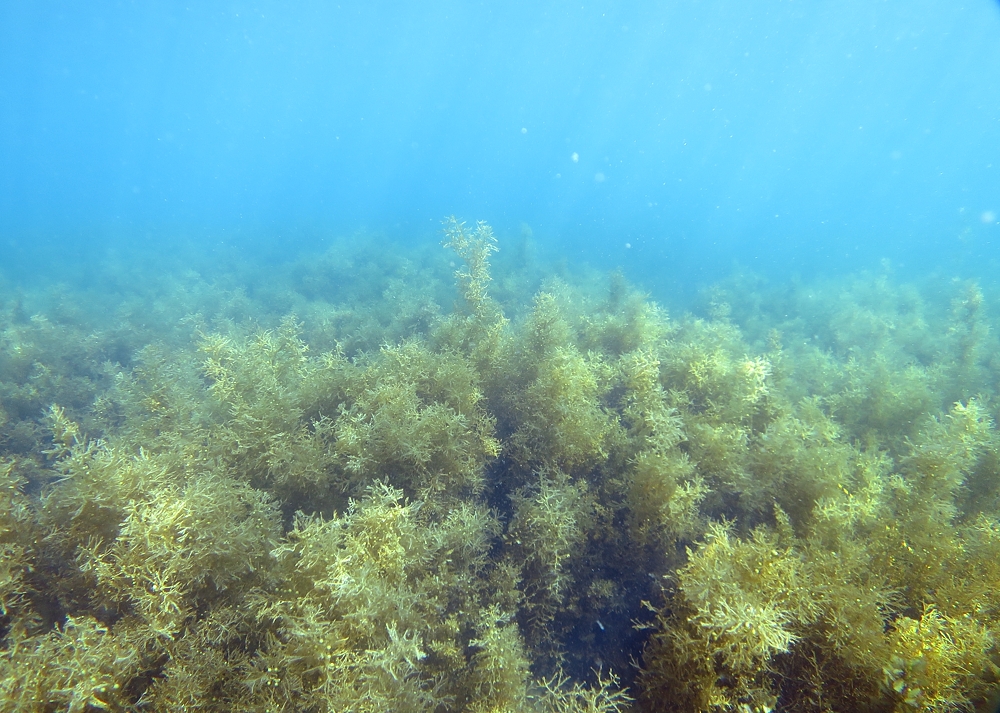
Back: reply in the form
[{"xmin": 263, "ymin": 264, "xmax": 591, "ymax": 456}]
[{"xmin": 0, "ymin": 216, "xmax": 997, "ymax": 712}]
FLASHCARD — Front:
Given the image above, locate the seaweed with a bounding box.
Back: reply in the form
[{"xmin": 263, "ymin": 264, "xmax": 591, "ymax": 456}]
[{"xmin": 2, "ymin": 221, "xmax": 1000, "ymax": 711}]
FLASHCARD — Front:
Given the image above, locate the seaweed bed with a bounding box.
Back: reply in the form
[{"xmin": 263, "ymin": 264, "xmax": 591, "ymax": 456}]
[{"xmin": 2, "ymin": 219, "xmax": 1000, "ymax": 712}]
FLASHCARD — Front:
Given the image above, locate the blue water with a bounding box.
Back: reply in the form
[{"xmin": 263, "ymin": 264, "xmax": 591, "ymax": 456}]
[{"xmin": 2, "ymin": 0, "xmax": 999, "ymax": 294}]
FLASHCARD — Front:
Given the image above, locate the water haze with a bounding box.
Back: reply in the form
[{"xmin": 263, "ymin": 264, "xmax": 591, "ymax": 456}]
[{"xmin": 1, "ymin": 0, "xmax": 999, "ymax": 296}]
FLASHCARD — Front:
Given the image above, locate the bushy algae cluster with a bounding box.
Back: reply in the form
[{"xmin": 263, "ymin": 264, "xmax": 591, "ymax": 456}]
[{"xmin": 1, "ymin": 219, "xmax": 999, "ymax": 712}]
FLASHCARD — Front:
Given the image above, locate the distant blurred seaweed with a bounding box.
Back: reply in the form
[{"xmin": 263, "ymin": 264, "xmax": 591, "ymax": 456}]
[{"xmin": 1, "ymin": 223, "xmax": 1000, "ymax": 711}]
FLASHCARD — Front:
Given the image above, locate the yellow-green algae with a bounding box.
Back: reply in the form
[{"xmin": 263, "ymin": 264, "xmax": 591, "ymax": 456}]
[{"xmin": 0, "ymin": 221, "xmax": 999, "ymax": 712}]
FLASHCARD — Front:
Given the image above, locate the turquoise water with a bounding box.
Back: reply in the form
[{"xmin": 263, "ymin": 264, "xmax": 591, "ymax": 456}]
[{"xmin": 2, "ymin": 1, "xmax": 999, "ymax": 290}]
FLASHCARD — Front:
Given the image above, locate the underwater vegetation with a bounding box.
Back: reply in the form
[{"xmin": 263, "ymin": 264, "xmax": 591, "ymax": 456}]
[{"xmin": 1, "ymin": 220, "xmax": 1000, "ymax": 712}]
